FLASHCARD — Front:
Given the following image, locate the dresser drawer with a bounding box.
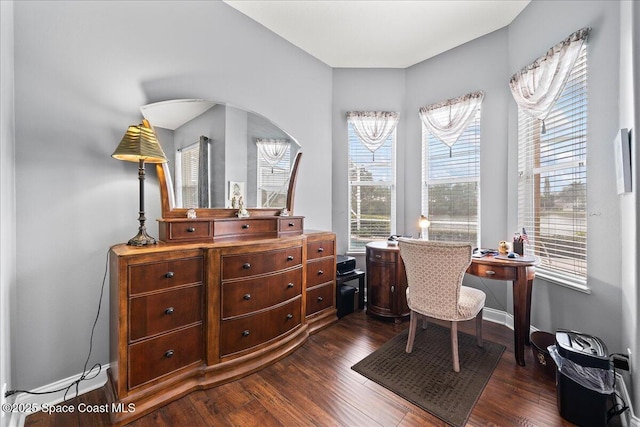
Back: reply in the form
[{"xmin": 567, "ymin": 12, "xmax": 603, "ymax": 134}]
[
  {"xmin": 306, "ymin": 282, "xmax": 334, "ymax": 316},
  {"xmin": 278, "ymin": 217, "xmax": 303, "ymax": 234},
  {"xmin": 214, "ymin": 218, "xmax": 278, "ymax": 237},
  {"xmin": 128, "ymin": 324, "xmax": 202, "ymax": 389},
  {"xmin": 307, "ymin": 239, "xmax": 335, "ymax": 260},
  {"xmin": 306, "ymin": 257, "xmax": 336, "ymax": 288},
  {"xmin": 466, "ymin": 262, "xmax": 517, "ymax": 281},
  {"xmin": 129, "ymin": 257, "xmax": 203, "ymax": 295},
  {"xmin": 221, "ymin": 267, "xmax": 302, "ymax": 319},
  {"xmin": 367, "ymin": 249, "xmax": 397, "ymax": 263},
  {"xmin": 165, "ymin": 221, "xmax": 212, "ymax": 241},
  {"xmin": 129, "ymin": 285, "xmax": 203, "ymax": 342},
  {"xmin": 220, "ymin": 298, "xmax": 301, "ymax": 356},
  {"xmin": 221, "ymin": 246, "xmax": 302, "ymax": 280}
]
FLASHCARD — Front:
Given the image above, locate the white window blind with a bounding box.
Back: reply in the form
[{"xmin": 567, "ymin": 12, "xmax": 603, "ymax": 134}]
[
  {"xmin": 257, "ymin": 145, "xmax": 291, "ymax": 207},
  {"xmin": 348, "ymin": 122, "xmax": 396, "ymax": 251},
  {"xmin": 518, "ymin": 45, "xmax": 587, "ymax": 287},
  {"xmin": 178, "ymin": 142, "xmax": 199, "ymax": 208},
  {"xmin": 421, "ymin": 109, "xmax": 480, "ymax": 246}
]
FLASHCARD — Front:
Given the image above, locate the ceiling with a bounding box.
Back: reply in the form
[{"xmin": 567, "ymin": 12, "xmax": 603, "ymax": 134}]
[{"xmin": 223, "ymin": 0, "xmax": 531, "ymax": 68}]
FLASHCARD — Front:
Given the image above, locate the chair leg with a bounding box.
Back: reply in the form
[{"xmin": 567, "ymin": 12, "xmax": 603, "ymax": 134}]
[
  {"xmin": 476, "ymin": 309, "xmax": 484, "ymax": 348},
  {"xmin": 406, "ymin": 311, "xmax": 418, "ymax": 353},
  {"xmin": 421, "ymin": 314, "xmax": 428, "ymax": 330},
  {"xmin": 451, "ymin": 321, "xmax": 460, "ymax": 372}
]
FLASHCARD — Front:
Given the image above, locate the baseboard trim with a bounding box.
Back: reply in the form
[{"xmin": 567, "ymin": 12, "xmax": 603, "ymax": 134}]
[
  {"xmin": 482, "ymin": 307, "xmax": 514, "ymax": 330},
  {"xmin": 6, "ymin": 364, "xmax": 109, "ymax": 427}
]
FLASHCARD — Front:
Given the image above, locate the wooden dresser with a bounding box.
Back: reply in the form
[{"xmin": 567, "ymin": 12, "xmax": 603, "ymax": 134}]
[{"xmin": 106, "ymin": 228, "xmax": 336, "ymax": 426}]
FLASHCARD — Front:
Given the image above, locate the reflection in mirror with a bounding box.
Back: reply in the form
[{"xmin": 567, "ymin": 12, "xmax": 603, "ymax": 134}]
[{"xmin": 141, "ymin": 99, "xmax": 301, "ymax": 209}]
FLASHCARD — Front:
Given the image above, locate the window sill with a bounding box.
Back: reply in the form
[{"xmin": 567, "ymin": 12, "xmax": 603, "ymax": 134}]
[{"xmin": 535, "ymin": 270, "xmax": 591, "ymax": 294}]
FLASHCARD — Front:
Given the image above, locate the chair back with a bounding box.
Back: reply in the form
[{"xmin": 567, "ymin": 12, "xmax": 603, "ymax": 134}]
[{"xmin": 398, "ymin": 239, "xmax": 472, "ymax": 320}]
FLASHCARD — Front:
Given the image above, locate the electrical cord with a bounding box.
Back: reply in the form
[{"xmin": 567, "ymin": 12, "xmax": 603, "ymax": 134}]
[
  {"xmin": 606, "ymin": 354, "xmax": 629, "ymax": 422},
  {"xmin": 476, "ymin": 277, "xmax": 508, "ymax": 313},
  {"xmin": 4, "ymin": 249, "xmax": 109, "ymax": 401}
]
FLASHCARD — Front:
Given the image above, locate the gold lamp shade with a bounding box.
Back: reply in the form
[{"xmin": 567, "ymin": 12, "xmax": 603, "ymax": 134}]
[
  {"xmin": 112, "ymin": 119, "xmax": 167, "ymax": 246},
  {"xmin": 111, "ymin": 120, "xmax": 167, "ymax": 163}
]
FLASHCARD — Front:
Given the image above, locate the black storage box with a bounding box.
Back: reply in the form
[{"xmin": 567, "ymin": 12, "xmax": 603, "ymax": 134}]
[
  {"xmin": 336, "ymin": 255, "xmax": 356, "ymax": 276},
  {"xmin": 554, "ymin": 331, "xmax": 614, "ymax": 427},
  {"xmin": 337, "ymin": 285, "xmax": 356, "ymax": 318}
]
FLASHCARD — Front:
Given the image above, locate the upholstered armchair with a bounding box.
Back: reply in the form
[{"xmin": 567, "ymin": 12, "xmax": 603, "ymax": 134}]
[{"xmin": 398, "ymin": 238, "xmax": 486, "ymax": 372}]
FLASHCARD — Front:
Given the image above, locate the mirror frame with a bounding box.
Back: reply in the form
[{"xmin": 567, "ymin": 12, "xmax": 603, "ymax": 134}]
[{"xmin": 157, "ymin": 151, "xmax": 302, "ymax": 219}]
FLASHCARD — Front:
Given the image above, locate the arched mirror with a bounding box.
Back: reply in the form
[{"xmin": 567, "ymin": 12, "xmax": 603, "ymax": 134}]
[{"xmin": 141, "ymin": 99, "xmax": 302, "ymax": 219}]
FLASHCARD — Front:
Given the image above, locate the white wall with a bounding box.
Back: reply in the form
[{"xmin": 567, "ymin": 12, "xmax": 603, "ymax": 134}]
[
  {"xmin": 12, "ymin": 0, "xmax": 332, "ymax": 392},
  {"xmin": 619, "ymin": 0, "xmax": 639, "ymax": 413},
  {"xmin": 1, "ymin": 1, "xmax": 16, "ymax": 424}
]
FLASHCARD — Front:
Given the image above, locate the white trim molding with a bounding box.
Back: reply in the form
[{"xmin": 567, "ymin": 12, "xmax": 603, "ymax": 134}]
[{"xmin": 5, "ymin": 364, "xmax": 109, "ymax": 427}]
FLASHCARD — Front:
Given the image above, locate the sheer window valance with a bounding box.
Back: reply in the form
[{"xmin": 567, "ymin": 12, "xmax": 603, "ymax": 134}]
[
  {"xmin": 509, "ymin": 27, "xmax": 590, "ymax": 132},
  {"xmin": 346, "ymin": 111, "xmax": 399, "ymax": 160},
  {"xmin": 419, "ymin": 91, "xmax": 484, "ymax": 156},
  {"xmin": 256, "ymin": 138, "xmax": 290, "ymax": 173}
]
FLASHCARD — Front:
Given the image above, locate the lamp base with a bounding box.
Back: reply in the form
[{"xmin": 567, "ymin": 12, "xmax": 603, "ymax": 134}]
[{"xmin": 127, "ymin": 228, "xmax": 157, "ymax": 246}]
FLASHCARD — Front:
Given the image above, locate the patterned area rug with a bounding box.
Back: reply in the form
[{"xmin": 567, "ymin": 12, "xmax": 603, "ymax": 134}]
[{"xmin": 352, "ymin": 324, "xmax": 505, "ymax": 427}]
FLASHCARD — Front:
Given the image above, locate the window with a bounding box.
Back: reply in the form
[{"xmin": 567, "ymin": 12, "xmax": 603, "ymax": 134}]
[
  {"xmin": 348, "ymin": 122, "xmax": 396, "ymax": 251},
  {"xmin": 421, "ymin": 108, "xmax": 481, "ymax": 246},
  {"xmin": 517, "ymin": 45, "xmax": 587, "ymax": 288},
  {"xmin": 176, "ymin": 142, "xmax": 199, "ymax": 208},
  {"xmin": 257, "ymin": 144, "xmax": 291, "ymax": 207}
]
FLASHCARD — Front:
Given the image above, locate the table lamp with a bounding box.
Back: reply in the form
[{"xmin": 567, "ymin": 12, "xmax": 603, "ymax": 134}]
[
  {"xmin": 112, "ymin": 119, "xmax": 168, "ymax": 246},
  {"xmin": 419, "ymin": 215, "xmax": 431, "ymax": 240}
]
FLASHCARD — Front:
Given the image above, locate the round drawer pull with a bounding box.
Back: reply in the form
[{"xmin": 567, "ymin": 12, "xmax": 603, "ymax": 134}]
[
  {"xmin": 187, "ymin": 227, "xmax": 196, "ymax": 233},
  {"xmin": 242, "ymin": 224, "xmax": 250, "ymax": 229},
  {"xmin": 242, "ymin": 330, "xmax": 250, "ymax": 337},
  {"xmin": 318, "ymin": 270, "xmax": 324, "ymax": 275},
  {"xmin": 164, "ymin": 350, "xmax": 174, "ymax": 358},
  {"xmin": 287, "ymin": 255, "xmax": 294, "ymax": 261},
  {"xmin": 317, "ymin": 296, "xmax": 323, "ymax": 302},
  {"xmin": 164, "ymin": 307, "xmax": 175, "ymax": 315},
  {"xmin": 243, "ymin": 294, "xmax": 251, "ymax": 300},
  {"xmin": 287, "ymin": 282, "xmax": 294, "ymax": 288},
  {"xmin": 242, "ymin": 263, "xmax": 251, "ymax": 269},
  {"xmin": 486, "ymin": 270, "xmax": 496, "ymax": 275},
  {"xmin": 318, "ymin": 247, "xmax": 324, "ymax": 253},
  {"xmin": 286, "ymin": 314, "xmax": 293, "ymax": 320},
  {"xmin": 288, "ymin": 222, "xmax": 295, "ymax": 227},
  {"xmin": 165, "ymin": 272, "xmax": 175, "ymax": 278}
]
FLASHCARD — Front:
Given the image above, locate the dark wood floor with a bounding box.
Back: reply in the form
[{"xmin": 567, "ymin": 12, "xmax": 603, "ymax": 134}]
[{"xmin": 26, "ymin": 310, "xmax": 581, "ymax": 427}]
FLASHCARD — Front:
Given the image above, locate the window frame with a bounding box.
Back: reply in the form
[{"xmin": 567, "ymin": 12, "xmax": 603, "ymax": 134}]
[
  {"xmin": 256, "ymin": 143, "xmax": 292, "ymax": 208},
  {"xmin": 347, "ymin": 123, "xmax": 397, "ymax": 253},
  {"xmin": 517, "ymin": 45, "xmax": 588, "ymax": 292},
  {"xmin": 175, "ymin": 141, "xmax": 200, "ymax": 208},
  {"xmin": 421, "ymin": 107, "xmax": 481, "ymax": 247}
]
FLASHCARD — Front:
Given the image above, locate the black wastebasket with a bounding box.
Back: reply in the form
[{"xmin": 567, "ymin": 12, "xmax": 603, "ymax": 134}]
[
  {"xmin": 549, "ymin": 331, "xmax": 614, "ymax": 427},
  {"xmin": 531, "ymin": 331, "xmax": 556, "ymax": 379}
]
